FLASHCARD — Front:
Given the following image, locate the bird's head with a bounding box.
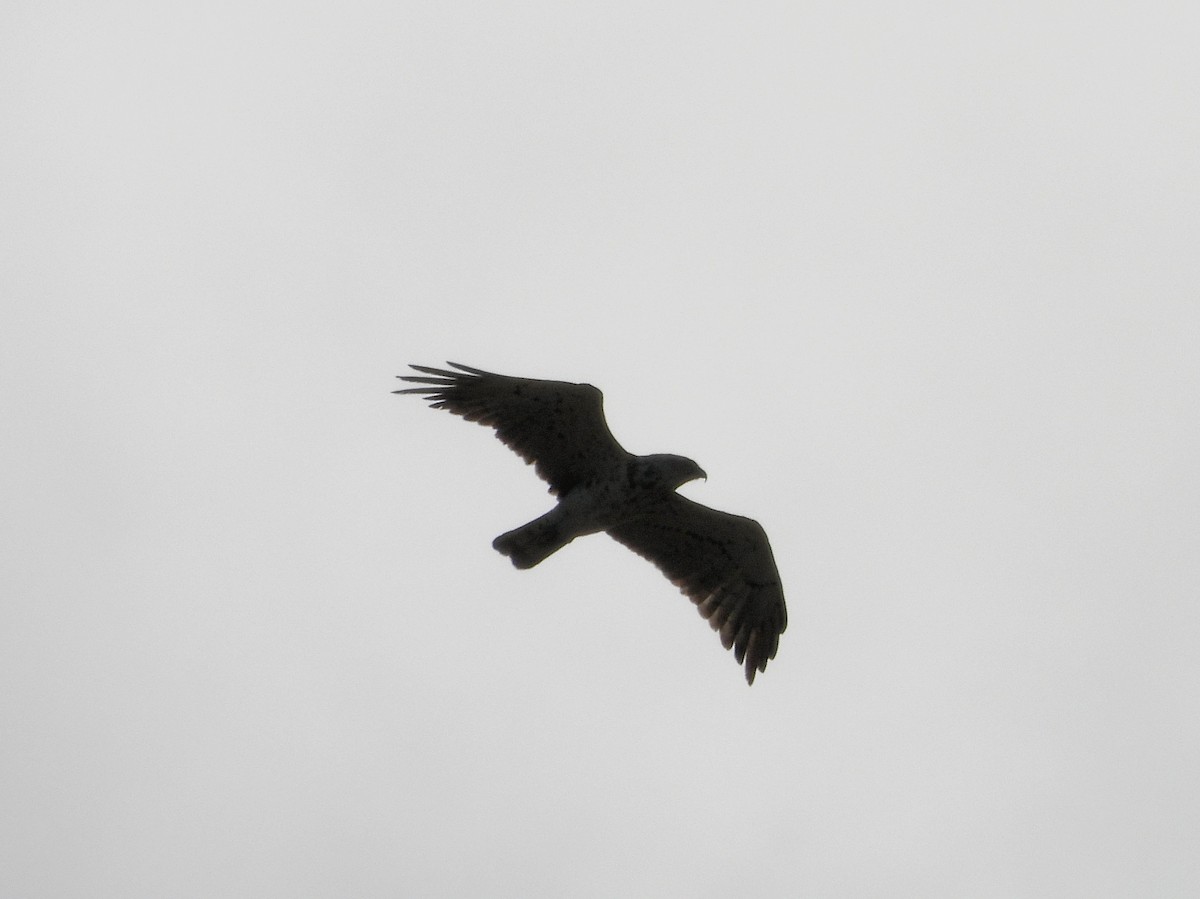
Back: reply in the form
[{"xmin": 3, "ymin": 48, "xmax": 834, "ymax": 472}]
[{"xmin": 642, "ymin": 454, "xmax": 707, "ymax": 490}]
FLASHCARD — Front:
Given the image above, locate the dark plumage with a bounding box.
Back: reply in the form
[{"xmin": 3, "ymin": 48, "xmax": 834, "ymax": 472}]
[{"xmin": 395, "ymin": 362, "xmax": 787, "ymax": 684}]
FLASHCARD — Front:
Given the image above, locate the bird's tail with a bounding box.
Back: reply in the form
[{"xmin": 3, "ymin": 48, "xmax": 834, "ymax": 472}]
[{"xmin": 493, "ymin": 513, "xmax": 573, "ymax": 569}]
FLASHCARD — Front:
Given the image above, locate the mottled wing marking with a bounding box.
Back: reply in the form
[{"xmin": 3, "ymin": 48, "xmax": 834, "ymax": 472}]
[
  {"xmin": 607, "ymin": 495, "xmax": 787, "ymax": 684},
  {"xmin": 394, "ymin": 362, "xmax": 630, "ymax": 495}
]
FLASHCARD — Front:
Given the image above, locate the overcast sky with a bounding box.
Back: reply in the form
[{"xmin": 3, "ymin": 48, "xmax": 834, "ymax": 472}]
[{"xmin": 3, "ymin": 2, "xmax": 1199, "ymax": 896}]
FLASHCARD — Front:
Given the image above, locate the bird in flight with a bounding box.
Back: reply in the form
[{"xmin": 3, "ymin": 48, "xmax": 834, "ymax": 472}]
[{"xmin": 394, "ymin": 362, "xmax": 787, "ymax": 684}]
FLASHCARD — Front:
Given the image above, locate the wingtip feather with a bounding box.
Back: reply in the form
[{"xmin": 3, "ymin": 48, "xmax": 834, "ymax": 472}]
[
  {"xmin": 444, "ymin": 361, "xmax": 492, "ymax": 375},
  {"xmin": 406, "ymin": 364, "xmax": 459, "ymax": 378}
]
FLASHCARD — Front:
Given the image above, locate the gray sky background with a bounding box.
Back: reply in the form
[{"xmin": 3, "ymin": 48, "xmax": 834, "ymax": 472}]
[{"xmin": 3, "ymin": 2, "xmax": 1198, "ymax": 896}]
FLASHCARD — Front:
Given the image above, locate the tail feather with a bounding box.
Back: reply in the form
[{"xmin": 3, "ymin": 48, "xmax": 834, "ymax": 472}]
[{"xmin": 493, "ymin": 515, "xmax": 572, "ymax": 569}]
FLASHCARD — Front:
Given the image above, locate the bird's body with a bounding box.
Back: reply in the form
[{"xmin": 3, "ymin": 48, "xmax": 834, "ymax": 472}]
[
  {"xmin": 394, "ymin": 362, "xmax": 787, "ymax": 684},
  {"xmin": 492, "ymin": 453, "xmax": 706, "ymax": 569}
]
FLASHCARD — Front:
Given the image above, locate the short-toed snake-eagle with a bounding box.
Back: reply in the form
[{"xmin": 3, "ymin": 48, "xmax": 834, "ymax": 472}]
[{"xmin": 395, "ymin": 362, "xmax": 787, "ymax": 684}]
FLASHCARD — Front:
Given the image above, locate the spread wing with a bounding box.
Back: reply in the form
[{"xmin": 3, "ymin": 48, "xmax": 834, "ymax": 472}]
[
  {"xmin": 607, "ymin": 495, "xmax": 787, "ymax": 684},
  {"xmin": 394, "ymin": 362, "xmax": 630, "ymax": 495}
]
